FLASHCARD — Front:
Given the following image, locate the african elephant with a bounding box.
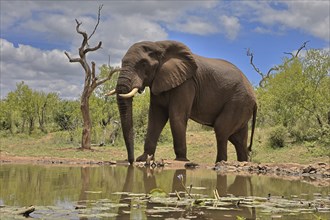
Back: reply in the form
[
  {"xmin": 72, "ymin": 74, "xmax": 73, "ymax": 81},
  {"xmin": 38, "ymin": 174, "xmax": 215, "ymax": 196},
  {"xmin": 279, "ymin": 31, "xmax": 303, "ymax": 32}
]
[{"xmin": 112, "ymin": 40, "xmax": 257, "ymax": 164}]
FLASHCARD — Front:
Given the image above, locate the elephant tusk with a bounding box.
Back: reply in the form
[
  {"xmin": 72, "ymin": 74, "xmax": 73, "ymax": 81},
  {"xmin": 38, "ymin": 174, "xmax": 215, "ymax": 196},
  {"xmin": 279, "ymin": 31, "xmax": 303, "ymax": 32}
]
[
  {"xmin": 105, "ymin": 89, "xmax": 116, "ymax": 96},
  {"xmin": 119, "ymin": 88, "xmax": 139, "ymax": 98}
]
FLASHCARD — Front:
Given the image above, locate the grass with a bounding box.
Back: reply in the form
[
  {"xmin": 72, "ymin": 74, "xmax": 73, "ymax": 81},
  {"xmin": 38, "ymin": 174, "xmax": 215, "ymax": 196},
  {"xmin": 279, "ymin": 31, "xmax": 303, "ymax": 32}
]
[
  {"xmin": 0, "ymin": 128, "xmax": 329, "ymax": 165},
  {"xmin": 1, "ymin": 132, "xmax": 125, "ymax": 161}
]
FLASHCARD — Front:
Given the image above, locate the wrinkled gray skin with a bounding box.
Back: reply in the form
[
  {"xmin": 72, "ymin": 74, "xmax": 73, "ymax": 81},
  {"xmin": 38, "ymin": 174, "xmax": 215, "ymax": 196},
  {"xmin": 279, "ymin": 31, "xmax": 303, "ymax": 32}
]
[{"xmin": 116, "ymin": 40, "xmax": 257, "ymax": 164}]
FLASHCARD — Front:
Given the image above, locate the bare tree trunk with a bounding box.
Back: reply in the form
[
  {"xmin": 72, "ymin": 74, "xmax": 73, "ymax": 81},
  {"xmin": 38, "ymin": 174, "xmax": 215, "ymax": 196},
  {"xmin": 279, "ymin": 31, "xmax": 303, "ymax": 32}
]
[
  {"xmin": 21, "ymin": 118, "xmax": 26, "ymax": 133},
  {"xmin": 80, "ymin": 96, "xmax": 92, "ymax": 149},
  {"xmin": 64, "ymin": 5, "xmax": 119, "ymax": 150},
  {"xmin": 9, "ymin": 115, "xmax": 14, "ymax": 134},
  {"xmin": 38, "ymin": 103, "xmax": 47, "ymax": 133},
  {"xmin": 28, "ymin": 117, "xmax": 34, "ymax": 135}
]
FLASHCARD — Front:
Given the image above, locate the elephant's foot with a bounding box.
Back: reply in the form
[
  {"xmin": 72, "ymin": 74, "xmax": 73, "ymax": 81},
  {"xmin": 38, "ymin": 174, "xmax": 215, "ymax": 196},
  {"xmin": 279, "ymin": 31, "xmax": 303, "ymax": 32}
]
[
  {"xmin": 215, "ymin": 159, "xmax": 227, "ymax": 164},
  {"xmin": 237, "ymin": 152, "xmax": 248, "ymax": 162},
  {"xmin": 237, "ymin": 158, "xmax": 248, "ymax": 162},
  {"xmin": 136, "ymin": 153, "xmax": 154, "ymax": 162},
  {"xmin": 175, "ymin": 157, "xmax": 190, "ymax": 161}
]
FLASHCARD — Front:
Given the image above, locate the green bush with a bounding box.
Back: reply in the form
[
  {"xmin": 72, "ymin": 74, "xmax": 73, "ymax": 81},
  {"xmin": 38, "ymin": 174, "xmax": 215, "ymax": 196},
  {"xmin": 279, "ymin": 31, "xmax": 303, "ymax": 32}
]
[
  {"xmin": 319, "ymin": 125, "xmax": 330, "ymax": 147},
  {"xmin": 159, "ymin": 123, "xmax": 172, "ymax": 143},
  {"xmin": 268, "ymin": 125, "xmax": 287, "ymax": 148},
  {"xmin": 290, "ymin": 122, "xmax": 318, "ymax": 142},
  {"xmin": 256, "ymin": 49, "xmax": 330, "ymax": 149}
]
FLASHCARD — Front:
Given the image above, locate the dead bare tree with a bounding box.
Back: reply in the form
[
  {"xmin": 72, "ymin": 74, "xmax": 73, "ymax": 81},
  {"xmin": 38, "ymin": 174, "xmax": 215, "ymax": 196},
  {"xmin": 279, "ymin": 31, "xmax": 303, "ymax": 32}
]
[
  {"xmin": 64, "ymin": 5, "xmax": 119, "ymax": 149},
  {"xmin": 247, "ymin": 41, "xmax": 309, "ymax": 87}
]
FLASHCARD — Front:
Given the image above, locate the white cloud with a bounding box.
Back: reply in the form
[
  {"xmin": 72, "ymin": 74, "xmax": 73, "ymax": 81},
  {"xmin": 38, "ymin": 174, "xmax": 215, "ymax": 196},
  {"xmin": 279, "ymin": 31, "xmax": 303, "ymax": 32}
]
[
  {"xmin": 0, "ymin": 1, "xmax": 221, "ymax": 99},
  {"xmin": 0, "ymin": 39, "xmax": 82, "ymax": 99},
  {"xmin": 169, "ymin": 16, "xmax": 218, "ymax": 35},
  {"xmin": 0, "ymin": 2, "xmax": 173, "ymax": 99},
  {"xmin": 239, "ymin": 1, "xmax": 330, "ymax": 41},
  {"xmin": 253, "ymin": 26, "xmax": 273, "ymax": 34},
  {"xmin": 0, "ymin": 0, "xmax": 329, "ymax": 99},
  {"xmin": 291, "ymin": 2, "xmax": 330, "ymax": 41},
  {"xmin": 219, "ymin": 15, "xmax": 240, "ymax": 40}
]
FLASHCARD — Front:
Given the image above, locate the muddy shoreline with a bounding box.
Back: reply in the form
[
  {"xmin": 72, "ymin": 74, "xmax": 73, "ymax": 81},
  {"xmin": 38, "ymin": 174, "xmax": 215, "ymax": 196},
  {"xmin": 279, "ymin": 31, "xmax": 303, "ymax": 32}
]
[{"xmin": 1, "ymin": 155, "xmax": 329, "ymax": 187}]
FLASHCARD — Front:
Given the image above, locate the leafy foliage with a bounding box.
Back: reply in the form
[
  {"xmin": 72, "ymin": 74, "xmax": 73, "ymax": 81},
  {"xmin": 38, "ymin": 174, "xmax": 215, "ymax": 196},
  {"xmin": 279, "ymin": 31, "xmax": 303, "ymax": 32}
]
[
  {"xmin": 132, "ymin": 88, "xmax": 172, "ymax": 144},
  {"xmin": 0, "ymin": 82, "xmax": 60, "ymax": 134},
  {"xmin": 133, "ymin": 90, "xmax": 150, "ymax": 142},
  {"xmin": 54, "ymin": 100, "xmax": 80, "ymax": 131},
  {"xmin": 257, "ymin": 49, "xmax": 330, "ymax": 147},
  {"xmin": 0, "ymin": 66, "xmax": 171, "ymax": 146},
  {"xmin": 268, "ymin": 125, "xmax": 287, "ymax": 148}
]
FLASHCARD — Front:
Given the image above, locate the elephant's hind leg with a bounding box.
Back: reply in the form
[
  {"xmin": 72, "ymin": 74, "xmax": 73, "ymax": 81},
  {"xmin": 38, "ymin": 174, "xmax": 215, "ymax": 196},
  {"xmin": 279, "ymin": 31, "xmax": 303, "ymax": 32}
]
[
  {"xmin": 229, "ymin": 125, "xmax": 249, "ymax": 161},
  {"xmin": 213, "ymin": 103, "xmax": 248, "ymax": 162},
  {"xmin": 213, "ymin": 117, "xmax": 232, "ymax": 162}
]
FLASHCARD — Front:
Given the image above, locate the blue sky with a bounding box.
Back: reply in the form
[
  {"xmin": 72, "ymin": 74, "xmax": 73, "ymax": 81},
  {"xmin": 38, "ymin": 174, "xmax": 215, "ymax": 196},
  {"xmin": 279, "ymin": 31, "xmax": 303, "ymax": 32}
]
[{"xmin": 1, "ymin": 0, "xmax": 329, "ymax": 99}]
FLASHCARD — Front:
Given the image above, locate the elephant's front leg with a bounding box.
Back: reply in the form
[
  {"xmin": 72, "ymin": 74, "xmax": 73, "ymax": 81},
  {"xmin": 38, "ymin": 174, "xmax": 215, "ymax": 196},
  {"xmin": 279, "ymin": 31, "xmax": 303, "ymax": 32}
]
[
  {"xmin": 136, "ymin": 104, "xmax": 168, "ymax": 162},
  {"xmin": 169, "ymin": 115, "xmax": 189, "ymax": 161},
  {"xmin": 168, "ymin": 81, "xmax": 195, "ymax": 161},
  {"xmin": 168, "ymin": 101, "xmax": 193, "ymax": 161}
]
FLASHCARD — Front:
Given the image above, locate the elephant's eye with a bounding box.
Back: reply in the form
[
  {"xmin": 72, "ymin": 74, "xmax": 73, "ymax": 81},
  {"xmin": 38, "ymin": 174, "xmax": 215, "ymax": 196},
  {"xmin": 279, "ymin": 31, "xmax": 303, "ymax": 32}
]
[{"xmin": 139, "ymin": 59, "xmax": 148, "ymax": 68}]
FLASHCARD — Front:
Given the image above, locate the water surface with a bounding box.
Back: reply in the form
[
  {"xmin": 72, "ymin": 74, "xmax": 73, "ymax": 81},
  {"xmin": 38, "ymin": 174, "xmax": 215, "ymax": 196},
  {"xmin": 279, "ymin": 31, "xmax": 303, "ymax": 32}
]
[{"xmin": 0, "ymin": 164, "xmax": 329, "ymax": 219}]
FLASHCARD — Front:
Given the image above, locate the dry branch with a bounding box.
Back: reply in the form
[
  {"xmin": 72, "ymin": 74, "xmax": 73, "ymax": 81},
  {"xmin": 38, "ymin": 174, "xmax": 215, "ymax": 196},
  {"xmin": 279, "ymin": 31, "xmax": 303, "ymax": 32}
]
[
  {"xmin": 247, "ymin": 41, "xmax": 309, "ymax": 87},
  {"xmin": 284, "ymin": 41, "xmax": 309, "ymax": 58},
  {"xmin": 64, "ymin": 51, "xmax": 80, "ymax": 63},
  {"xmin": 88, "ymin": 5, "xmax": 103, "ymax": 40},
  {"xmin": 84, "ymin": 41, "xmax": 102, "ymax": 54},
  {"xmin": 63, "ymin": 5, "xmax": 119, "ymax": 149},
  {"xmin": 16, "ymin": 206, "xmax": 35, "ymax": 217},
  {"xmin": 95, "ymin": 68, "xmax": 120, "ymax": 87}
]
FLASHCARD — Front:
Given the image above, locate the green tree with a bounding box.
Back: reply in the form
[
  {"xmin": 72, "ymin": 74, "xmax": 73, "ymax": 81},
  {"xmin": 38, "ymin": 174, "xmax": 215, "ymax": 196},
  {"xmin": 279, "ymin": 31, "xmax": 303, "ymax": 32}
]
[
  {"xmin": 54, "ymin": 100, "xmax": 81, "ymax": 141},
  {"xmin": 256, "ymin": 49, "xmax": 330, "ymax": 145},
  {"xmin": 1, "ymin": 82, "xmax": 63, "ymax": 135},
  {"xmin": 0, "ymin": 99, "xmax": 14, "ymax": 132},
  {"xmin": 302, "ymin": 49, "xmax": 330, "ymax": 127},
  {"xmin": 132, "ymin": 89, "xmax": 150, "ymax": 142},
  {"xmin": 10, "ymin": 82, "xmax": 36, "ymax": 134},
  {"xmin": 34, "ymin": 91, "xmax": 60, "ymax": 133},
  {"xmin": 90, "ymin": 65, "xmax": 121, "ymax": 145}
]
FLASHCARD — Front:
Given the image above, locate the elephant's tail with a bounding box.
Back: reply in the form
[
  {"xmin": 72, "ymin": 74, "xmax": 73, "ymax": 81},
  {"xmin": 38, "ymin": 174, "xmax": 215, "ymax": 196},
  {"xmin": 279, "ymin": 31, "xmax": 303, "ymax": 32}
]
[{"xmin": 248, "ymin": 104, "xmax": 257, "ymax": 152}]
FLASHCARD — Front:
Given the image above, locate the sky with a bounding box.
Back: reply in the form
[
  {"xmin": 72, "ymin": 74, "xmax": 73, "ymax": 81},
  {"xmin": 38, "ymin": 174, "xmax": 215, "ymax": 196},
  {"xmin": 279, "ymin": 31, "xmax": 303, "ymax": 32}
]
[{"xmin": 1, "ymin": 0, "xmax": 329, "ymax": 99}]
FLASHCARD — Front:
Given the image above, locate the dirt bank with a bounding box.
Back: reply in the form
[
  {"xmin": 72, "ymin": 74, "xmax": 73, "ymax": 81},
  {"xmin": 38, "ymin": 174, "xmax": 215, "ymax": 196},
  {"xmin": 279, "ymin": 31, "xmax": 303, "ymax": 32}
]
[{"xmin": 1, "ymin": 155, "xmax": 329, "ymax": 187}]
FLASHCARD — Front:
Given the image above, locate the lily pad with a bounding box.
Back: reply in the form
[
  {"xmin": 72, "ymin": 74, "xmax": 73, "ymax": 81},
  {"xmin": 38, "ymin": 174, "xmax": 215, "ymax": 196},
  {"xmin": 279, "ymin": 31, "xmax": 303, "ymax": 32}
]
[
  {"xmin": 84, "ymin": 190, "xmax": 102, "ymax": 194},
  {"xmin": 78, "ymin": 213, "xmax": 118, "ymax": 218},
  {"xmin": 206, "ymin": 206, "xmax": 236, "ymax": 210},
  {"xmin": 190, "ymin": 186, "xmax": 207, "ymax": 190},
  {"xmin": 112, "ymin": 192, "xmax": 130, "ymax": 195},
  {"xmin": 150, "ymin": 188, "xmax": 167, "ymax": 197},
  {"xmin": 146, "ymin": 206, "xmax": 185, "ymax": 214},
  {"xmin": 102, "ymin": 203, "xmax": 130, "ymax": 208}
]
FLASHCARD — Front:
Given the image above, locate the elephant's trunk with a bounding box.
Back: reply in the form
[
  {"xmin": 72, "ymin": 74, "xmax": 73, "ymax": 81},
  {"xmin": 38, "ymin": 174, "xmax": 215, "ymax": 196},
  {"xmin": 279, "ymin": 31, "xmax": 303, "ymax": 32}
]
[
  {"xmin": 117, "ymin": 94, "xmax": 134, "ymax": 164},
  {"xmin": 116, "ymin": 72, "xmax": 136, "ymax": 164}
]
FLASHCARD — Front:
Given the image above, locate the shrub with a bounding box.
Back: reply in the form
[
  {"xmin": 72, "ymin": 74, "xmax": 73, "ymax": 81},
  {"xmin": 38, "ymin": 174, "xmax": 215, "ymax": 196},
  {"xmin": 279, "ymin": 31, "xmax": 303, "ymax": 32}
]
[{"xmin": 268, "ymin": 125, "xmax": 287, "ymax": 148}]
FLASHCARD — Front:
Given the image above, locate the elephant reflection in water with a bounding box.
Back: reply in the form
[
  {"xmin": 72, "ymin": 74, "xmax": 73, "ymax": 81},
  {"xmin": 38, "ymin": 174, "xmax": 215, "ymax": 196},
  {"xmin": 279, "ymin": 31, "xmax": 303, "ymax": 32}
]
[
  {"xmin": 115, "ymin": 167, "xmax": 186, "ymax": 219},
  {"xmin": 116, "ymin": 166, "xmax": 256, "ymax": 220},
  {"xmin": 77, "ymin": 166, "xmax": 139, "ymax": 220},
  {"xmin": 215, "ymin": 174, "xmax": 256, "ymax": 219},
  {"xmin": 141, "ymin": 167, "xmax": 187, "ymax": 193},
  {"xmin": 217, "ymin": 174, "xmax": 253, "ymax": 197}
]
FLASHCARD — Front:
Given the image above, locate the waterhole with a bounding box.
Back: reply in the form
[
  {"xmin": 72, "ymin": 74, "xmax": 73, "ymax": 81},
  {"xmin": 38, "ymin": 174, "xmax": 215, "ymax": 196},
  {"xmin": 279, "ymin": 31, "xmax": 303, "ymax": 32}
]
[{"xmin": 0, "ymin": 164, "xmax": 329, "ymax": 219}]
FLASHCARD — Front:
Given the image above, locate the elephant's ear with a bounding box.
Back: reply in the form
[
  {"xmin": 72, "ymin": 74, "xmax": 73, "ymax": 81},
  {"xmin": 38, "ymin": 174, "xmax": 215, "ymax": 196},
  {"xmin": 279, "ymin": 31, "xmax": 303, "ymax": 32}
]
[{"xmin": 151, "ymin": 41, "xmax": 197, "ymax": 95}]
